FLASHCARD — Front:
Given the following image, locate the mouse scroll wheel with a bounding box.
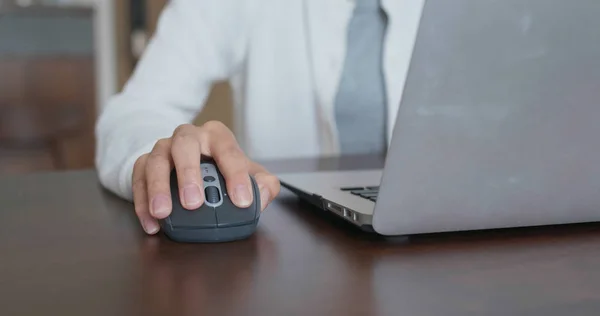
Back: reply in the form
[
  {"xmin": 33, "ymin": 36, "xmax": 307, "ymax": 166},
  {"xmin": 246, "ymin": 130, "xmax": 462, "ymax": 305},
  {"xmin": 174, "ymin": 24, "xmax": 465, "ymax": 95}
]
[{"xmin": 205, "ymin": 186, "xmax": 221, "ymax": 204}]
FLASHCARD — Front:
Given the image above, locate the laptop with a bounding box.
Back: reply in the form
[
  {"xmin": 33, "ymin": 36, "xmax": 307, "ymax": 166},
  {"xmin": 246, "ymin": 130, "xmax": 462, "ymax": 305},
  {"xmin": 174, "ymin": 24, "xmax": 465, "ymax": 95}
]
[{"xmin": 277, "ymin": 0, "xmax": 600, "ymax": 236}]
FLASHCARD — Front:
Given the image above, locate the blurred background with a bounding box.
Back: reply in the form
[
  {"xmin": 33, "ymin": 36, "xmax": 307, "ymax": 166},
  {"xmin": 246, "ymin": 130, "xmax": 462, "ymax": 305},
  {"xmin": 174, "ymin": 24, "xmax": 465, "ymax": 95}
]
[{"xmin": 0, "ymin": 0, "xmax": 232, "ymax": 174}]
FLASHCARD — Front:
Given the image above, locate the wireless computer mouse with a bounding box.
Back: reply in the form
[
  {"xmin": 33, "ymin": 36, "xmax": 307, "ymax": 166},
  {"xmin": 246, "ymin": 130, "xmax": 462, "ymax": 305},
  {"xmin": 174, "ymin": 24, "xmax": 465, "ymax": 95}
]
[{"xmin": 159, "ymin": 157, "xmax": 261, "ymax": 243}]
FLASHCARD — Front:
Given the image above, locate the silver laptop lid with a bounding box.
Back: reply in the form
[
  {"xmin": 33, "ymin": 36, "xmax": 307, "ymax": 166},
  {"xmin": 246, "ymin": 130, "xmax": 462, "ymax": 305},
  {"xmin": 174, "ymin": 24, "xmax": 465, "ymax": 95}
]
[{"xmin": 373, "ymin": 0, "xmax": 600, "ymax": 235}]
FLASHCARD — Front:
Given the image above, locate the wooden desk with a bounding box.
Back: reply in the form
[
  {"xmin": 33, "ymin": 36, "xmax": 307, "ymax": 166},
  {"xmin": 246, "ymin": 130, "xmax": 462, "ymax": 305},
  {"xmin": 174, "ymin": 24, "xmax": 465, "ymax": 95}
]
[{"xmin": 1, "ymin": 155, "xmax": 600, "ymax": 315}]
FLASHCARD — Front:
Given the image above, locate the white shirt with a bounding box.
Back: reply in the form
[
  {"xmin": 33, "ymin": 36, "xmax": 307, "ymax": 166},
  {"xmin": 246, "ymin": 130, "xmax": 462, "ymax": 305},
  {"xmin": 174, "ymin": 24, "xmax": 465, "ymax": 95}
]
[{"xmin": 94, "ymin": 0, "xmax": 425, "ymax": 201}]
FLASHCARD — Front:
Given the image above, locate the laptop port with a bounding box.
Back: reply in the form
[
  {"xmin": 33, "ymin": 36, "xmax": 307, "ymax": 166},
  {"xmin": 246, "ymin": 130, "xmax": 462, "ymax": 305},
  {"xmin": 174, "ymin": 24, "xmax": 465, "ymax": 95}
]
[
  {"xmin": 326, "ymin": 202, "xmax": 344, "ymax": 215},
  {"xmin": 326, "ymin": 202, "xmax": 356, "ymax": 221}
]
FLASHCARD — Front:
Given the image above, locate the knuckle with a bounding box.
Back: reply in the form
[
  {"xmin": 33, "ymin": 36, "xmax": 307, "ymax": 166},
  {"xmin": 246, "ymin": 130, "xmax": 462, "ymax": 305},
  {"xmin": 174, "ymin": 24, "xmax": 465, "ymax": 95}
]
[
  {"xmin": 265, "ymin": 174, "xmax": 281, "ymax": 192},
  {"xmin": 171, "ymin": 132, "xmax": 195, "ymax": 146},
  {"xmin": 147, "ymin": 178, "xmax": 167, "ymax": 193},
  {"xmin": 272, "ymin": 182, "xmax": 281, "ymax": 195},
  {"xmin": 252, "ymin": 162, "xmax": 267, "ymax": 172},
  {"xmin": 178, "ymin": 166, "xmax": 200, "ymax": 180},
  {"xmin": 256, "ymin": 173, "xmax": 280, "ymax": 194},
  {"xmin": 202, "ymin": 120, "xmax": 226, "ymax": 132},
  {"xmin": 195, "ymin": 127, "xmax": 211, "ymax": 147},
  {"xmin": 133, "ymin": 154, "xmax": 148, "ymax": 172},
  {"xmin": 146, "ymin": 151, "xmax": 167, "ymax": 165},
  {"xmin": 266, "ymin": 174, "xmax": 280, "ymax": 186},
  {"xmin": 153, "ymin": 138, "xmax": 171, "ymax": 151},
  {"xmin": 156, "ymin": 137, "xmax": 170, "ymax": 147},
  {"xmin": 173, "ymin": 123, "xmax": 196, "ymax": 136}
]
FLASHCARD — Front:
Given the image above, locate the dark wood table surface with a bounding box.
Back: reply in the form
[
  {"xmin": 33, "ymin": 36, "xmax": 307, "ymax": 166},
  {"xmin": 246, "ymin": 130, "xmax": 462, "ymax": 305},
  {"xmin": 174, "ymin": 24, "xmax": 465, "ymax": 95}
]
[{"xmin": 1, "ymin": 155, "xmax": 600, "ymax": 316}]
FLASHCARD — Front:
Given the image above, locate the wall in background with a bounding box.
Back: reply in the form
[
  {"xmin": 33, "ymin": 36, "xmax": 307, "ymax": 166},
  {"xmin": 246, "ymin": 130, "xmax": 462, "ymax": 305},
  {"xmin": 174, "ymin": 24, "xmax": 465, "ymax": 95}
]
[
  {"xmin": 0, "ymin": 3, "xmax": 97, "ymax": 172},
  {"xmin": 50, "ymin": 0, "xmax": 117, "ymax": 111}
]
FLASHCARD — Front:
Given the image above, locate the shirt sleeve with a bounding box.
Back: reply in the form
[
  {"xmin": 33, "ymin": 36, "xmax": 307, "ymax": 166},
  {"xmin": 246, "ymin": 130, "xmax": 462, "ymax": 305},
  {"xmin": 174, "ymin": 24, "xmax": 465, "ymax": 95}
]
[{"xmin": 95, "ymin": 0, "xmax": 252, "ymax": 201}]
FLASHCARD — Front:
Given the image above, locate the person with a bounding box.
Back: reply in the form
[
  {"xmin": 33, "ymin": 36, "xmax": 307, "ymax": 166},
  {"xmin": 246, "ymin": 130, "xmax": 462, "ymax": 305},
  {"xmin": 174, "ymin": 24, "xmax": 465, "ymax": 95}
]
[{"xmin": 95, "ymin": 0, "xmax": 422, "ymax": 235}]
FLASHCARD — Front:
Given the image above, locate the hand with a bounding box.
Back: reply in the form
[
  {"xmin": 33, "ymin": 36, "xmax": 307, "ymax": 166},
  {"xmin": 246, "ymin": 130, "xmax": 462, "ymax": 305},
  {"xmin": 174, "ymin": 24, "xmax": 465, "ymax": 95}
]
[{"xmin": 131, "ymin": 121, "xmax": 280, "ymax": 234}]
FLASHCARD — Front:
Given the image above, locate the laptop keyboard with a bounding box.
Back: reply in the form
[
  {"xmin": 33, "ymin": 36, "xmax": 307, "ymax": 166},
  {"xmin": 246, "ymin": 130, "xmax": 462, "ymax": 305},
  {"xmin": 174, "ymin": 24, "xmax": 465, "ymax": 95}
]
[{"xmin": 340, "ymin": 186, "xmax": 379, "ymax": 202}]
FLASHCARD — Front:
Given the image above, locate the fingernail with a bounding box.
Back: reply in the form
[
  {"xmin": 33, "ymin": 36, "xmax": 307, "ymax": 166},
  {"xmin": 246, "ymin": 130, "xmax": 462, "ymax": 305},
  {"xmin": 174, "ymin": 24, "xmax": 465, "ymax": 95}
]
[
  {"xmin": 143, "ymin": 220, "xmax": 159, "ymax": 234},
  {"xmin": 259, "ymin": 186, "xmax": 270, "ymax": 211},
  {"xmin": 183, "ymin": 184, "xmax": 202, "ymax": 207},
  {"xmin": 234, "ymin": 184, "xmax": 253, "ymax": 207},
  {"xmin": 151, "ymin": 195, "xmax": 170, "ymax": 217}
]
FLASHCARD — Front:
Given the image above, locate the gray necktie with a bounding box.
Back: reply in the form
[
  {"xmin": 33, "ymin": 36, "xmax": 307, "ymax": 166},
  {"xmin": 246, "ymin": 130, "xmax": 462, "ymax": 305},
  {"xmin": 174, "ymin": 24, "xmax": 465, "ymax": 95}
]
[{"xmin": 334, "ymin": 0, "xmax": 388, "ymax": 155}]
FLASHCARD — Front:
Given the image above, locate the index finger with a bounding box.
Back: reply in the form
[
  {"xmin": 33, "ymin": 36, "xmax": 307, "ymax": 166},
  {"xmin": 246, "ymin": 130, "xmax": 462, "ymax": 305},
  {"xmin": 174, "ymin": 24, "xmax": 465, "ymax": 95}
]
[{"xmin": 202, "ymin": 121, "xmax": 253, "ymax": 208}]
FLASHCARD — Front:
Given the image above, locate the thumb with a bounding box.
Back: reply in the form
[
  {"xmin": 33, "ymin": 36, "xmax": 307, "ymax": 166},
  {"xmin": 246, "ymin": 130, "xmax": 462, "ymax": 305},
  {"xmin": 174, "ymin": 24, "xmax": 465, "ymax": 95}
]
[{"xmin": 252, "ymin": 172, "xmax": 280, "ymax": 211}]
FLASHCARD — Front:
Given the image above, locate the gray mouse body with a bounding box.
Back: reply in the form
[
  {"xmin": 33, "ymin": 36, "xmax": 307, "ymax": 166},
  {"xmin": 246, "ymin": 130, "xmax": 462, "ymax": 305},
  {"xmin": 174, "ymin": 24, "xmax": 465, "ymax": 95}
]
[{"xmin": 159, "ymin": 157, "xmax": 261, "ymax": 243}]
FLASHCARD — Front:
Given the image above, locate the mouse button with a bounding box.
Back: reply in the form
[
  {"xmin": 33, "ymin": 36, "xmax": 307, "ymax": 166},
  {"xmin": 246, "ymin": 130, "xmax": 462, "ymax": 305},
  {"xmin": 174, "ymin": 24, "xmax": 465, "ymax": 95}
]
[
  {"xmin": 169, "ymin": 206, "xmax": 218, "ymax": 229},
  {"xmin": 215, "ymin": 202, "xmax": 257, "ymax": 228},
  {"xmin": 216, "ymin": 210, "xmax": 256, "ymax": 228}
]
